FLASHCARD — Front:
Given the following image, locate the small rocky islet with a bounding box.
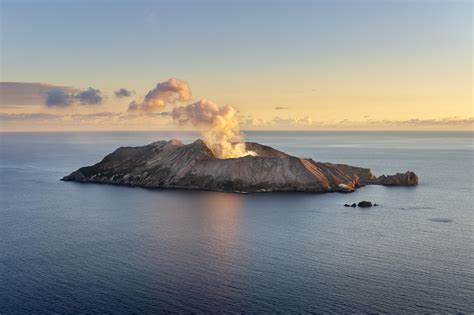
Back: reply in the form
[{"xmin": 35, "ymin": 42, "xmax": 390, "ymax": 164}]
[
  {"xmin": 344, "ymin": 201, "xmax": 379, "ymax": 208},
  {"xmin": 62, "ymin": 139, "xmax": 419, "ymax": 194}
]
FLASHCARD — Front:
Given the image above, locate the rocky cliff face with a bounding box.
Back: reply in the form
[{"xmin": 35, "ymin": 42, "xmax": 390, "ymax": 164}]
[{"xmin": 62, "ymin": 139, "xmax": 418, "ymax": 193}]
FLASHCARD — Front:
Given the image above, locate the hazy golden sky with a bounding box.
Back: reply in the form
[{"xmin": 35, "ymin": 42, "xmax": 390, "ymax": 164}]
[{"xmin": 0, "ymin": 0, "xmax": 472, "ymax": 131}]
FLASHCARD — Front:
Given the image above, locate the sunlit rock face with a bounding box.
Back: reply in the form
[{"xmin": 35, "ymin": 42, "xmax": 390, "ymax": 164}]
[{"xmin": 62, "ymin": 139, "xmax": 418, "ymax": 194}]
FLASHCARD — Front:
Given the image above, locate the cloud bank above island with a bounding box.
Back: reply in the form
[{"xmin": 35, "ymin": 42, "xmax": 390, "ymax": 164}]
[{"xmin": 0, "ymin": 80, "xmax": 472, "ymax": 132}]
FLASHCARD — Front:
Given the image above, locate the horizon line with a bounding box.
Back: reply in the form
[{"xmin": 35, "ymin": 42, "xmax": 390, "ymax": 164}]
[{"xmin": 1, "ymin": 129, "xmax": 473, "ymax": 133}]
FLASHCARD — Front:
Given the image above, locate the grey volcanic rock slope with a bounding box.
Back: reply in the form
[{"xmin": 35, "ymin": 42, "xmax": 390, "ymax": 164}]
[{"xmin": 62, "ymin": 139, "xmax": 418, "ymax": 193}]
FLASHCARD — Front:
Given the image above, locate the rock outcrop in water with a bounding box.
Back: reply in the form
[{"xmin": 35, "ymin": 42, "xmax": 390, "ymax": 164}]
[
  {"xmin": 62, "ymin": 139, "xmax": 419, "ymax": 193},
  {"xmin": 357, "ymin": 201, "xmax": 373, "ymax": 208}
]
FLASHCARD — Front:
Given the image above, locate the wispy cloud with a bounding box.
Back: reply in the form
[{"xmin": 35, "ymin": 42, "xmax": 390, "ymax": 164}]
[
  {"xmin": 243, "ymin": 115, "xmax": 473, "ymax": 129},
  {"xmin": 0, "ymin": 82, "xmax": 104, "ymax": 108},
  {"xmin": 69, "ymin": 112, "xmax": 123, "ymax": 119},
  {"xmin": 272, "ymin": 116, "xmax": 313, "ymax": 126},
  {"xmin": 156, "ymin": 111, "xmax": 173, "ymax": 116},
  {"xmin": 243, "ymin": 115, "xmax": 313, "ymax": 127},
  {"xmin": 0, "ymin": 82, "xmax": 77, "ymax": 106},
  {"xmin": 0, "ymin": 112, "xmax": 63, "ymax": 121},
  {"xmin": 274, "ymin": 106, "xmax": 289, "ymax": 110},
  {"xmin": 373, "ymin": 117, "xmax": 474, "ymax": 126},
  {"xmin": 114, "ymin": 88, "xmax": 135, "ymax": 98},
  {"xmin": 0, "ymin": 111, "xmax": 172, "ymax": 125}
]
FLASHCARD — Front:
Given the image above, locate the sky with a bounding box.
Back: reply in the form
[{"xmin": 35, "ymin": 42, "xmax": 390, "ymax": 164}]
[{"xmin": 0, "ymin": 0, "xmax": 472, "ymax": 131}]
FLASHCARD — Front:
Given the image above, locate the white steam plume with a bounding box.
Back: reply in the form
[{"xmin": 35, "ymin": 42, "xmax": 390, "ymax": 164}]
[
  {"xmin": 129, "ymin": 79, "xmax": 255, "ymax": 158},
  {"xmin": 172, "ymin": 99, "xmax": 256, "ymax": 159}
]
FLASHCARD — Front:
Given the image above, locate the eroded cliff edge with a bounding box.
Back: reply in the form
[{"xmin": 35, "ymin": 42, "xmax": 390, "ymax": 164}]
[{"xmin": 62, "ymin": 139, "xmax": 418, "ymax": 193}]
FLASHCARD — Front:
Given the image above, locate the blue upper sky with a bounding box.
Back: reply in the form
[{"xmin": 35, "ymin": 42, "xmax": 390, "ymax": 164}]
[{"xmin": 2, "ymin": 0, "xmax": 470, "ymax": 85}]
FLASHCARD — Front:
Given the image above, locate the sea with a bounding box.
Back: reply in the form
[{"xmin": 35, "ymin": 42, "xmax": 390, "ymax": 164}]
[{"xmin": 0, "ymin": 131, "xmax": 473, "ymax": 313}]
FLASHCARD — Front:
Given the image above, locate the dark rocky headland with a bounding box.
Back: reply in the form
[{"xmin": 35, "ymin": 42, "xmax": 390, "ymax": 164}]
[{"xmin": 62, "ymin": 139, "xmax": 418, "ymax": 193}]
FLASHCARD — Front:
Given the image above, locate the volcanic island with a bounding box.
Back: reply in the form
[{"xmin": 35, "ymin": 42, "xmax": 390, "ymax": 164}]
[{"xmin": 62, "ymin": 139, "xmax": 418, "ymax": 193}]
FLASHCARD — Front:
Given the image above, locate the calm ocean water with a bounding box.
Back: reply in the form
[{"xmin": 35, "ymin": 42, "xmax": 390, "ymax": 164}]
[{"xmin": 0, "ymin": 131, "xmax": 473, "ymax": 313}]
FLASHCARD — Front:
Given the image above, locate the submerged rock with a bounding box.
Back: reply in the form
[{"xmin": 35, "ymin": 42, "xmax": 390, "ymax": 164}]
[
  {"xmin": 62, "ymin": 139, "xmax": 419, "ymax": 194},
  {"xmin": 344, "ymin": 203, "xmax": 357, "ymax": 208},
  {"xmin": 428, "ymin": 218, "xmax": 453, "ymax": 223}
]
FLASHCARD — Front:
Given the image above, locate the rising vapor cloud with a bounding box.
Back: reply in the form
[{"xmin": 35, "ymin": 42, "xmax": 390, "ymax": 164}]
[
  {"xmin": 128, "ymin": 78, "xmax": 191, "ymax": 112},
  {"xmin": 128, "ymin": 78, "xmax": 254, "ymax": 158},
  {"xmin": 172, "ymin": 99, "xmax": 255, "ymax": 158}
]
